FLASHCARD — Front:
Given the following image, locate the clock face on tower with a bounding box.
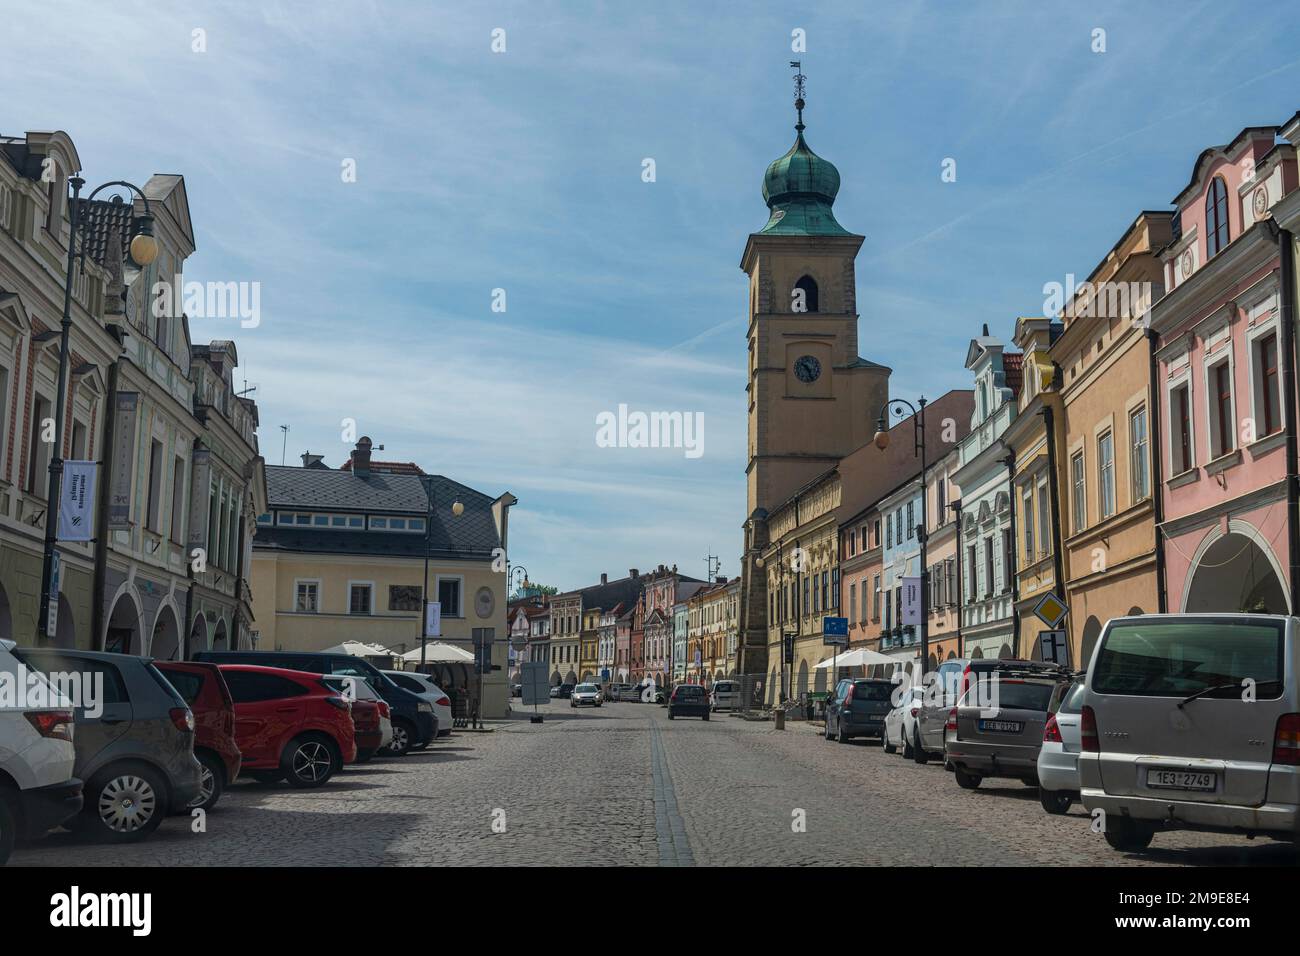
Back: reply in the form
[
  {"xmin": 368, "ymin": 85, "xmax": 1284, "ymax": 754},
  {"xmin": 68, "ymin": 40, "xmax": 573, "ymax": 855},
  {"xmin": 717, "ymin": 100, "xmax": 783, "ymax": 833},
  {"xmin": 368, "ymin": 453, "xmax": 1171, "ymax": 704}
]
[{"xmin": 794, "ymin": 354, "xmax": 821, "ymax": 383}]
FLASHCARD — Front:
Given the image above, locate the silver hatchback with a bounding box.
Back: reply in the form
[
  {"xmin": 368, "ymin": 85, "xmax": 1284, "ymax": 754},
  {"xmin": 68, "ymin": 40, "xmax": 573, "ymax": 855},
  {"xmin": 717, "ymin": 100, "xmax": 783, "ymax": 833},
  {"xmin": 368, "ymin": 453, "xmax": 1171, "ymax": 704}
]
[{"xmin": 1080, "ymin": 614, "xmax": 1300, "ymax": 853}]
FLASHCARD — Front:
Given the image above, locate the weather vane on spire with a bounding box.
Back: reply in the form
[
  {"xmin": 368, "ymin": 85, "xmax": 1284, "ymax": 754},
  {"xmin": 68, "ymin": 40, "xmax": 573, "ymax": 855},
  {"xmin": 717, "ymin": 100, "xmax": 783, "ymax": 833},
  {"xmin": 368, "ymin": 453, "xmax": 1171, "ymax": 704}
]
[{"xmin": 790, "ymin": 60, "xmax": 806, "ymax": 131}]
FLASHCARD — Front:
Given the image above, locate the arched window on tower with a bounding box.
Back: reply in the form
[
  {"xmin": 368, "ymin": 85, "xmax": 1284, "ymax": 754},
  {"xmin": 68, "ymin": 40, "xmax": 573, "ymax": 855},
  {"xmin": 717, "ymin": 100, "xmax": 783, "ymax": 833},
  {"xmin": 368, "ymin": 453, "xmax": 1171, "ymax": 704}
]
[{"xmin": 793, "ymin": 275, "xmax": 819, "ymax": 313}]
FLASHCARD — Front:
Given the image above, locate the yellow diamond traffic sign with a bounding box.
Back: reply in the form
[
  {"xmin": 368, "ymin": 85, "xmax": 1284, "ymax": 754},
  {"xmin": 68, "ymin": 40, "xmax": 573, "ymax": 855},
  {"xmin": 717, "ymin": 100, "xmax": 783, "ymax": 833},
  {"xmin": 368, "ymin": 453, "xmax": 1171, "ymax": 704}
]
[{"xmin": 1033, "ymin": 592, "xmax": 1068, "ymax": 629}]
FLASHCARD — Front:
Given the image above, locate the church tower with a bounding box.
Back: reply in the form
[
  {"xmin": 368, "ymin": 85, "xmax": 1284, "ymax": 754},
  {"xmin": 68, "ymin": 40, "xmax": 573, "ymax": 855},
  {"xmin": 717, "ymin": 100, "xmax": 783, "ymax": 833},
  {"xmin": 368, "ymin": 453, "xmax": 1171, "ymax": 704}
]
[{"xmin": 736, "ymin": 69, "xmax": 889, "ymax": 676}]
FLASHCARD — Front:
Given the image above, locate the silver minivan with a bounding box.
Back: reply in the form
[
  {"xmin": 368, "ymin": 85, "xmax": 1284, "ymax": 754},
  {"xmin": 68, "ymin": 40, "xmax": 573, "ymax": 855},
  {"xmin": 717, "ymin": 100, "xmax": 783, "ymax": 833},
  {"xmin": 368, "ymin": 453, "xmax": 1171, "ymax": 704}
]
[{"xmin": 1080, "ymin": 614, "xmax": 1300, "ymax": 852}]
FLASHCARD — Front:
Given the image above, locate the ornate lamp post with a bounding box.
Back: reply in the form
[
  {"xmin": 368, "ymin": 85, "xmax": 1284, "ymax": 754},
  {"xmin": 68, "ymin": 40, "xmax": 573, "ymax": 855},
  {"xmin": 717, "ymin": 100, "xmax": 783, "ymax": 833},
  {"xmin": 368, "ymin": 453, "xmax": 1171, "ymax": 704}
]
[
  {"xmin": 38, "ymin": 179, "xmax": 159, "ymax": 639},
  {"xmin": 419, "ymin": 477, "xmax": 463, "ymax": 668},
  {"xmin": 873, "ymin": 396, "xmax": 929, "ymax": 682}
]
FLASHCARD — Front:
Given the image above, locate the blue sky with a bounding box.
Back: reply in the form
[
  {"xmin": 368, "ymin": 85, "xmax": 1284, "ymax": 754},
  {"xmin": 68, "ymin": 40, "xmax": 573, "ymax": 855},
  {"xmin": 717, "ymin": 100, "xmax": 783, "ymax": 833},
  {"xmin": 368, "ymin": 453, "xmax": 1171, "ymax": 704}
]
[{"xmin": 5, "ymin": 1, "xmax": 1299, "ymax": 590}]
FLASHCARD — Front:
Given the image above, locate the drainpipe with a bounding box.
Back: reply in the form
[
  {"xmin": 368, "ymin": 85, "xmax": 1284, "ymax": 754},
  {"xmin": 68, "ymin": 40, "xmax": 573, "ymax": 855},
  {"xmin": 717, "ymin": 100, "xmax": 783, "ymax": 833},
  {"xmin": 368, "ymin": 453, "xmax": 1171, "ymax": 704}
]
[
  {"xmin": 1146, "ymin": 329, "xmax": 1168, "ymax": 613},
  {"xmin": 952, "ymin": 499, "xmax": 963, "ymax": 658},
  {"xmin": 1042, "ymin": 405, "xmax": 1067, "ymax": 602},
  {"xmin": 91, "ymin": 358, "xmax": 119, "ymax": 651},
  {"xmin": 1275, "ymin": 223, "xmax": 1300, "ymax": 614},
  {"xmin": 1004, "ymin": 454, "xmax": 1019, "ymax": 656}
]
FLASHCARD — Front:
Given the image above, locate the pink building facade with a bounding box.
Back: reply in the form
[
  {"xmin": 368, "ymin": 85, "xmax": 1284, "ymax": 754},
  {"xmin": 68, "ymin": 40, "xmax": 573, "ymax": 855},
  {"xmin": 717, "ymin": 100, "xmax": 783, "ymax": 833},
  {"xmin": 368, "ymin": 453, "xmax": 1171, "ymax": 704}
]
[{"xmin": 1151, "ymin": 123, "xmax": 1299, "ymax": 613}]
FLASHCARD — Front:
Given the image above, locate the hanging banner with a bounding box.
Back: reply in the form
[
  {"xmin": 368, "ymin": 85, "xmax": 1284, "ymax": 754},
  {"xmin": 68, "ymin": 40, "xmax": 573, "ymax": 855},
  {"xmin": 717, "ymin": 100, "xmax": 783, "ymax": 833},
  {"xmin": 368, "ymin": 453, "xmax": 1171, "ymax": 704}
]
[
  {"xmin": 108, "ymin": 392, "xmax": 139, "ymax": 529},
  {"xmin": 424, "ymin": 601, "xmax": 441, "ymax": 638},
  {"xmin": 188, "ymin": 448, "xmax": 211, "ymax": 552},
  {"xmin": 901, "ymin": 576, "xmax": 923, "ymax": 626},
  {"xmin": 58, "ymin": 460, "xmax": 98, "ymax": 541}
]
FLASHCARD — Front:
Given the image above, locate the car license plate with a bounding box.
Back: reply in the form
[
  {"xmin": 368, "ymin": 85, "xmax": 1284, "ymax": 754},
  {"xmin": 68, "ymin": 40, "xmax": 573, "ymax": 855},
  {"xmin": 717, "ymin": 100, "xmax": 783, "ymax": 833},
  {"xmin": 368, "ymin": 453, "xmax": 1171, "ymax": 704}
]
[
  {"xmin": 1146, "ymin": 769, "xmax": 1216, "ymax": 792},
  {"xmin": 978, "ymin": 719, "xmax": 1022, "ymax": 733}
]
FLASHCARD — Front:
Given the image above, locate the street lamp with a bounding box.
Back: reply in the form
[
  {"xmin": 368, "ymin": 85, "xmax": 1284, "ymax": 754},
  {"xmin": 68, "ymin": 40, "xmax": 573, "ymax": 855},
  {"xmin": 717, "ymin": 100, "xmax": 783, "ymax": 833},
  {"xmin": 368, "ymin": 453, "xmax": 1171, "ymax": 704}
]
[
  {"xmin": 755, "ymin": 544, "xmax": 798, "ymax": 705},
  {"xmin": 38, "ymin": 179, "xmax": 158, "ymax": 639},
  {"xmin": 419, "ymin": 481, "xmax": 463, "ymax": 669},
  {"xmin": 873, "ymin": 396, "xmax": 930, "ymax": 685}
]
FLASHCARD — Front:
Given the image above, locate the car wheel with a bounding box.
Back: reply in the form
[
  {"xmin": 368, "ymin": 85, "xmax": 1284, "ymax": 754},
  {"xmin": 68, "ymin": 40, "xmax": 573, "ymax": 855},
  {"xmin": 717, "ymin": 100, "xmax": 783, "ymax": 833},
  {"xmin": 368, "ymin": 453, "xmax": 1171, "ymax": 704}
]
[
  {"xmin": 386, "ymin": 720, "xmax": 415, "ymax": 757},
  {"xmin": 883, "ymin": 727, "xmax": 897, "ymax": 754},
  {"xmin": 188, "ymin": 752, "xmax": 225, "ymax": 813},
  {"xmin": 0, "ymin": 789, "xmax": 16, "ymax": 865},
  {"xmin": 82, "ymin": 764, "xmax": 167, "ymax": 843},
  {"xmin": 837, "ymin": 721, "xmax": 849, "ymax": 744},
  {"xmin": 912, "ymin": 728, "xmax": 929, "ymax": 764},
  {"xmin": 901, "ymin": 728, "xmax": 914, "ymax": 759},
  {"xmin": 1038, "ymin": 788, "xmax": 1072, "ymax": 815},
  {"xmin": 953, "ymin": 767, "xmax": 981, "ymax": 790},
  {"xmin": 1104, "ymin": 817, "xmax": 1156, "ymax": 852},
  {"xmin": 281, "ymin": 735, "xmax": 339, "ymax": 789}
]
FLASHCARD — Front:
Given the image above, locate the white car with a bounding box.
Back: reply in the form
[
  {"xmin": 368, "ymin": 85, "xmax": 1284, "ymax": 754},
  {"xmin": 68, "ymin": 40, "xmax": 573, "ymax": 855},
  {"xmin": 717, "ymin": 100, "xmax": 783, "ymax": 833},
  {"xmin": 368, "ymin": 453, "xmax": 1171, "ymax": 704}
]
[
  {"xmin": 1037, "ymin": 681, "xmax": 1085, "ymax": 815},
  {"xmin": 883, "ymin": 684, "xmax": 924, "ymax": 757},
  {"xmin": 570, "ymin": 683, "xmax": 602, "ymax": 707},
  {"xmin": 710, "ymin": 680, "xmax": 740, "ymax": 712},
  {"xmin": 383, "ymin": 670, "xmax": 453, "ymax": 739},
  {"xmin": 0, "ymin": 639, "xmax": 82, "ymax": 864}
]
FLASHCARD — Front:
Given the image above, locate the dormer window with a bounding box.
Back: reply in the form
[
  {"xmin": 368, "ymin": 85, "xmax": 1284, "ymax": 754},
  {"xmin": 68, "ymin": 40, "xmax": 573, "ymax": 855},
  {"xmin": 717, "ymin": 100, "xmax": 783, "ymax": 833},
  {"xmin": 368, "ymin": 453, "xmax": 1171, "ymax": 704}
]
[
  {"xmin": 793, "ymin": 275, "xmax": 819, "ymax": 313},
  {"xmin": 1205, "ymin": 176, "xmax": 1230, "ymax": 259}
]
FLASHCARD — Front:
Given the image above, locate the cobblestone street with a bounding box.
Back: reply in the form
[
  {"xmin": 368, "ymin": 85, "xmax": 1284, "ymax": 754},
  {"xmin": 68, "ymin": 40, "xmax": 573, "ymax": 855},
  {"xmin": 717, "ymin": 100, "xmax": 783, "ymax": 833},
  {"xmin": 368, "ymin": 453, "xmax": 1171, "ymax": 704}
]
[{"xmin": 13, "ymin": 700, "xmax": 1300, "ymax": 867}]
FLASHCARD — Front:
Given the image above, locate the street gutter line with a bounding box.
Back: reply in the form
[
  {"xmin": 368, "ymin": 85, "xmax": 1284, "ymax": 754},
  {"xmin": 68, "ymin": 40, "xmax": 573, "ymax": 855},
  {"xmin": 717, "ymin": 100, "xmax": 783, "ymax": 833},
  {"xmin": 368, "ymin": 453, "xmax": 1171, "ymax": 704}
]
[{"xmin": 649, "ymin": 719, "xmax": 696, "ymax": 867}]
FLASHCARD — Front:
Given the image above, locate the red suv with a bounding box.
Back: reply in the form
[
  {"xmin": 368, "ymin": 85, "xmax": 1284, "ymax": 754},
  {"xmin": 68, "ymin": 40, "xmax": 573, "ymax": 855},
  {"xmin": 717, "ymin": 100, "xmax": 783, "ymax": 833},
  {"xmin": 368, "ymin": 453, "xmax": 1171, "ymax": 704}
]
[
  {"xmin": 155, "ymin": 661, "xmax": 242, "ymax": 812},
  {"xmin": 217, "ymin": 665, "xmax": 357, "ymax": 788}
]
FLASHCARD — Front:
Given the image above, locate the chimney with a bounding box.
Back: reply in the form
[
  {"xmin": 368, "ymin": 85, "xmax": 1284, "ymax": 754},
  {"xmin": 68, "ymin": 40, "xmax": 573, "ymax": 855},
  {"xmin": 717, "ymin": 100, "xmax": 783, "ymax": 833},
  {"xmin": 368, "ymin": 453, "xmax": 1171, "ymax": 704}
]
[
  {"xmin": 300, "ymin": 451, "xmax": 324, "ymax": 468},
  {"xmin": 981, "ymin": 322, "xmax": 990, "ymax": 336},
  {"xmin": 351, "ymin": 436, "xmax": 373, "ymax": 478},
  {"xmin": 601, "ymin": 573, "xmax": 608, "ymax": 584},
  {"xmin": 630, "ymin": 568, "xmax": 639, "ymax": 579}
]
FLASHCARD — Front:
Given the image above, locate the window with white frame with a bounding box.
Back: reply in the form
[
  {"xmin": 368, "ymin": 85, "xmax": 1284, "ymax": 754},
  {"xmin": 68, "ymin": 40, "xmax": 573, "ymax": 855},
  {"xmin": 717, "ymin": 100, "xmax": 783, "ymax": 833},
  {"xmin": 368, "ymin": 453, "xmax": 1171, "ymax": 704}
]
[
  {"xmin": 1129, "ymin": 405, "xmax": 1149, "ymax": 502},
  {"xmin": 1022, "ymin": 487, "xmax": 1035, "ymax": 562},
  {"xmin": 1098, "ymin": 430, "xmax": 1115, "ymax": 519},
  {"xmin": 1071, "ymin": 451, "xmax": 1085, "ymax": 532},
  {"xmin": 1170, "ymin": 381, "xmax": 1193, "ymax": 474},
  {"xmin": 1207, "ymin": 356, "xmax": 1234, "ymax": 459},
  {"xmin": 437, "ymin": 576, "xmax": 463, "ymax": 617},
  {"xmin": 295, "ymin": 580, "xmax": 320, "ymax": 613},
  {"xmin": 1252, "ymin": 330, "xmax": 1281, "ymax": 439},
  {"xmin": 349, "ymin": 583, "xmax": 373, "ymax": 615},
  {"xmin": 1037, "ymin": 481, "xmax": 1050, "ymax": 558}
]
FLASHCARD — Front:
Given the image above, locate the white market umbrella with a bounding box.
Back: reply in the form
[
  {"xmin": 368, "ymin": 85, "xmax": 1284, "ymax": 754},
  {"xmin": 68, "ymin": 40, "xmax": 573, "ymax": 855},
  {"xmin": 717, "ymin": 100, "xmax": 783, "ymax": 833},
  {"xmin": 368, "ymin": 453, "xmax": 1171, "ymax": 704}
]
[
  {"xmin": 400, "ymin": 641, "xmax": 474, "ymax": 663},
  {"xmin": 814, "ymin": 647, "xmax": 897, "ymax": 669},
  {"xmin": 321, "ymin": 640, "xmax": 396, "ymax": 657}
]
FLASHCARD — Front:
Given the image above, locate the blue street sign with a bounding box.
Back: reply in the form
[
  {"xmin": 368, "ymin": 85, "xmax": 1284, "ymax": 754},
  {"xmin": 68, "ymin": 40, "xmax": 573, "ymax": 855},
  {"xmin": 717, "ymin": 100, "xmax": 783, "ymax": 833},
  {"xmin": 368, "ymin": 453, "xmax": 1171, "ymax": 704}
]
[{"xmin": 822, "ymin": 616, "xmax": 848, "ymax": 644}]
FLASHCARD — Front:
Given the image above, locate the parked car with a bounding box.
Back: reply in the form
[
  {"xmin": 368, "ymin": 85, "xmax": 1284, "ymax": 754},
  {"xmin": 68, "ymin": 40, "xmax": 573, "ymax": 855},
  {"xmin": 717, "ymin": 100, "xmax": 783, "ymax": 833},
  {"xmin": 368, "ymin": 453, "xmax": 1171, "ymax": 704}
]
[
  {"xmin": 382, "ymin": 670, "xmax": 453, "ymax": 739},
  {"xmin": 549, "ymin": 685, "xmax": 563, "ymax": 699},
  {"xmin": 155, "ymin": 661, "xmax": 241, "ymax": 811},
  {"xmin": 914, "ymin": 657, "xmax": 1061, "ymax": 762},
  {"xmin": 710, "ymin": 680, "xmax": 740, "ymax": 712},
  {"xmin": 883, "ymin": 683, "xmax": 924, "ymax": 757},
  {"xmin": 510, "ymin": 684, "xmax": 523, "ymax": 698},
  {"xmin": 667, "ymin": 684, "xmax": 710, "ymax": 720},
  {"xmin": 1080, "ymin": 613, "xmax": 1300, "ymax": 853},
  {"xmin": 824, "ymin": 678, "xmax": 893, "ymax": 743},
  {"xmin": 1036, "ymin": 680, "xmax": 1085, "ymax": 814},
  {"xmin": 571, "ymin": 683, "xmax": 602, "ymax": 707},
  {"xmin": 944, "ymin": 663, "xmax": 1073, "ymax": 791},
  {"xmin": 555, "ymin": 683, "xmax": 575, "ymax": 699},
  {"xmin": 196, "ymin": 650, "xmax": 436, "ymax": 755},
  {"xmin": 14, "ymin": 648, "xmax": 202, "ymax": 843},
  {"xmin": 320, "ymin": 675, "xmax": 384, "ymax": 762},
  {"xmin": 606, "ymin": 683, "xmax": 630, "ymax": 702},
  {"xmin": 0, "ymin": 639, "xmax": 82, "ymax": 864},
  {"xmin": 218, "ymin": 665, "xmax": 357, "ymax": 788}
]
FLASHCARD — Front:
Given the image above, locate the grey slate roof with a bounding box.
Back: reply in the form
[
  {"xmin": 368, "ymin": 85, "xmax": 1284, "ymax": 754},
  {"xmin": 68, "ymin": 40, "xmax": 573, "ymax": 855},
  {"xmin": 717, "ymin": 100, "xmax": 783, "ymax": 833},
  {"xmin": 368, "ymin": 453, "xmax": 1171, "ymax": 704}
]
[{"xmin": 257, "ymin": 465, "xmax": 502, "ymax": 558}]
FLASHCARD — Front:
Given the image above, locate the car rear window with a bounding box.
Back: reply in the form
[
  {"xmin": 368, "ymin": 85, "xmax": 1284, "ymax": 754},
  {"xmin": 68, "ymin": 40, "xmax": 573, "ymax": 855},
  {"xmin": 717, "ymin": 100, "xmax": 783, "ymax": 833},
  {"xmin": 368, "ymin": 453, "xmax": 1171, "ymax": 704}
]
[
  {"xmin": 853, "ymin": 681, "xmax": 893, "ymax": 701},
  {"xmin": 160, "ymin": 668, "xmax": 204, "ymax": 704},
  {"xmin": 1092, "ymin": 619, "xmax": 1285, "ymax": 698},
  {"xmin": 675, "ymin": 686, "xmax": 705, "ymax": 698},
  {"xmin": 15, "ymin": 651, "xmax": 129, "ymax": 705},
  {"xmin": 981, "ymin": 680, "xmax": 1055, "ymax": 711}
]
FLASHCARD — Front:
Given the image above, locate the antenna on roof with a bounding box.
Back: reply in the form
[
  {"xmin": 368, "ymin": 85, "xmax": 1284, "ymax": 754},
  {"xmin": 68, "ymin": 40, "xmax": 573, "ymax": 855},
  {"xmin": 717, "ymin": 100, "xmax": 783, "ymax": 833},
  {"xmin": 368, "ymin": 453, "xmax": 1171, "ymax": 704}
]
[
  {"xmin": 279, "ymin": 424, "xmax": 289, "ymax": 466},
  {"xmin": 705, "ymin": 553, "xmax": 721, "ymax": 583}
]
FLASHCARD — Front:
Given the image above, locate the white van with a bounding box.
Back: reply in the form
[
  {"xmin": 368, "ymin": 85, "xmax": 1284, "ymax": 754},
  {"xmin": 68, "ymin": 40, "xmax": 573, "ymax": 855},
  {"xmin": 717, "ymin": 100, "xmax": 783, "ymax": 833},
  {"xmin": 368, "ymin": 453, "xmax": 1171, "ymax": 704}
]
[
  {"xmin": 0, "ymin": 639, "xmax": 82, "ymax": 864},
  {"xmin": 1080, "ymin": 614, "xmax": 1300, "ymax": 853},
  {"xmin": 710, "ymin": 680, "xmax": 741, "ymax": 712}
]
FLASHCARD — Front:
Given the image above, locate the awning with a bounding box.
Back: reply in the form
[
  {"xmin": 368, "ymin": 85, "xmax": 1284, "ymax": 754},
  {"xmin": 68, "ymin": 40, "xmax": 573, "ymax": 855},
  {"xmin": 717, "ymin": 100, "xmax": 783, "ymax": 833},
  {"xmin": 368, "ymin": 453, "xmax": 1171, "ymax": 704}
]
[{"xmin": 813, "ymin": 647, "xmax": 897, "ymax": 669}]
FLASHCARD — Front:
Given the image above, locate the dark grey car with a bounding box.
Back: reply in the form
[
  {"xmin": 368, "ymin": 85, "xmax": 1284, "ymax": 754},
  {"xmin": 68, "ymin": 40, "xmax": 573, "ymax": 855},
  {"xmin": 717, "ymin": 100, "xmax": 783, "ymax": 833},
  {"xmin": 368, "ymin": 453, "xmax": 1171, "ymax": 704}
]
[
  {"xmin": 15, "ymin": 648, "xmax": 203, "ymax": 843},
  {"xmin": 824, "ymin": 679, "xmax": 893, "ymax": 743},
  {"xmin": 943, "ymin": 665, "xmax": 1072, "ymax": 790}
]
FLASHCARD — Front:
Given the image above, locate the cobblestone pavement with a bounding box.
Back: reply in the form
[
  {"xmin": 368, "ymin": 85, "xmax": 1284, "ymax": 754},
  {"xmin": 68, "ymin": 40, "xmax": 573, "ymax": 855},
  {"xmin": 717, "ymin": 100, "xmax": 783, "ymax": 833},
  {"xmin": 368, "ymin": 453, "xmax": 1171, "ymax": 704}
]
[{"xmin": 11, "ymin": 700, "xmax": 1300, "ymax": 866}]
